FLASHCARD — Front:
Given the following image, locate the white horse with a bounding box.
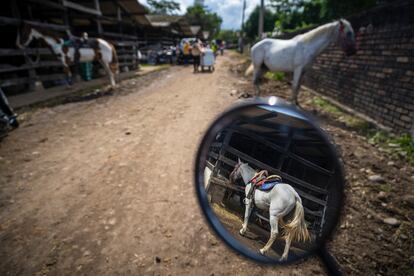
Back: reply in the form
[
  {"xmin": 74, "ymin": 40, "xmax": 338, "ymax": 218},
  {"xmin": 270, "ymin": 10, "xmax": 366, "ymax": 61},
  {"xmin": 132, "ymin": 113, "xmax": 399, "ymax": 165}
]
[
  {"xmin": 229, "ymin": 159, "xmax": 310, "ymax": 260},
  {"xmin": 16, "ymin": 24, "xmax": 119, "ymax": 87},
  {"xmin": 246, "ymin": 19, "xmax": 357, "ymax": 105}
]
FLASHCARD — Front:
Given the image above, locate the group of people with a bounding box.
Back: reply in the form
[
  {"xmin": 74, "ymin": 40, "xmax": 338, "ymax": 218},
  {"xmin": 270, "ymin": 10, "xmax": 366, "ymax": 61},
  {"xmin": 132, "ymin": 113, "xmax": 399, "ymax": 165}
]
[{"xmin": 181, "ymin": 39, "xmax": 225, "ymax": 73}]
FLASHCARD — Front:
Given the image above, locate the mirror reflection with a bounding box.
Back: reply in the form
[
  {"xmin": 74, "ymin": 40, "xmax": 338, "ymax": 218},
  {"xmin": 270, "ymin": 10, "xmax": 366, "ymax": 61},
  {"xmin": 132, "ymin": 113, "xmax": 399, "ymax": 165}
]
[{"xmin": 202, "ymin": 103, "xmax": 343, "ymax": 262}]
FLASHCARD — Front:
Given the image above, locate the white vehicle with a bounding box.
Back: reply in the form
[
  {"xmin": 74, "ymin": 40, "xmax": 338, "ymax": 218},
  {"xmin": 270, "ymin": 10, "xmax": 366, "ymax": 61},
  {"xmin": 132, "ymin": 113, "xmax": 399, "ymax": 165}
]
[{"xmin": 201, "ymin": 49, "xmax": 215, "ymax": 72}]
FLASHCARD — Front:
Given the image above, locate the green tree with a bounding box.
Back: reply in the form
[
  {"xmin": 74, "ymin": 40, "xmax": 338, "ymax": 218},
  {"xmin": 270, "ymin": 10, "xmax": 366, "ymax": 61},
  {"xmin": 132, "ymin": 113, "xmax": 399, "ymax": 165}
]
[
  {"xmin": 321, "ymin": 0, "xmax": 377, "ymax": 19},
  {"xmin": 270, "ymin": 0, "xmax": 323, "ymax": 31},
  {"xmin": 185, "ymin": 5, "xmax": 222, "ymax": 38},
  {"xmin": 147, "ymin": 0, "xmax": 180, "ymax": 15},
  {"xmin": 269, "ymin": 0, "xmax": 377, "ymax": 33},
  {"xmin": 215, "ymin": 30, "xmax": 239, "ymax": 44},
  {"xmin": 244, "ymin": 6, "xmax": 278, "ymax": 41}
]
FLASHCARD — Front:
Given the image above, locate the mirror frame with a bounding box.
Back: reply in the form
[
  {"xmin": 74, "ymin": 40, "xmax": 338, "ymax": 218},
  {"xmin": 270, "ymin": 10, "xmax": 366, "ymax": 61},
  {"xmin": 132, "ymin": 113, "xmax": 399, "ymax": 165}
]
[{"xmin": 194, "ymin": 97, "xmax": 346, "ymax": 265}]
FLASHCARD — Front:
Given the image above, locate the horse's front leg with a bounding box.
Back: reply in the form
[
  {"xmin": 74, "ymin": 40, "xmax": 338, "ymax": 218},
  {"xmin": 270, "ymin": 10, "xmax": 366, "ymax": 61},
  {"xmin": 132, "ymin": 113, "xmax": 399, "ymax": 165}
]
[
  {"xmin": 63, "ymin": 65, "xmax": 73, "ymax": 86},
  {"xmin": 291, "ymin": 67, "xmax": 303, "ymax": 106},
  {"xmin": 239, "ymin": 195, "xmax": 253, "ymax": 236},
  {"xmin": 260, "ymin": 215, "xmax": 279, "ymax": 255}
]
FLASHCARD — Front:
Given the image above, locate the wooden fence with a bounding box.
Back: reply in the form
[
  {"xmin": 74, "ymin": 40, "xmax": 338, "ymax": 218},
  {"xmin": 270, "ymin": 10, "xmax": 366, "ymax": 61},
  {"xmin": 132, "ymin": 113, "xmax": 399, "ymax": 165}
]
[
  {"xmin": 0, "ymin": 0, "xmax": 146, "ymax": 95},
  {"xmin": 205, "ymin": 109, "xmax": 340, "ymax": 238}
]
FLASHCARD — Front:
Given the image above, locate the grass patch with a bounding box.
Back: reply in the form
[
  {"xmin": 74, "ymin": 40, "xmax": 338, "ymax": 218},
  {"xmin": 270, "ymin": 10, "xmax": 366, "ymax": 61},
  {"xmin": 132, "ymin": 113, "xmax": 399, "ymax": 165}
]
[
  {"xmin": 379, "ymin": 183, "xmax": 392, "ymax": 193},
  {"xmin": 368, "ymin": 132, "xmax": 414, "ymax": 163},
  {"xmin": 312, "ymin": 97, "xmax": 342, "ymax": 115},
  {"xmin": 311, "ymin": 96, "xmax": 414, "ymax": 164},
  {"xmin": 265, "ymin": 72, "xmax": 285, "ymax": 81}
]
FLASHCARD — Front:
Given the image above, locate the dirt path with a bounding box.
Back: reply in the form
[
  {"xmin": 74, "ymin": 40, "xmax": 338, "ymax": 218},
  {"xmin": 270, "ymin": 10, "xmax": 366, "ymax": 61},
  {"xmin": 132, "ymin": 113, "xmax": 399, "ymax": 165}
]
[{"xmin": 0, "ymin": 53, "xmax": 325, "ymax": 275}]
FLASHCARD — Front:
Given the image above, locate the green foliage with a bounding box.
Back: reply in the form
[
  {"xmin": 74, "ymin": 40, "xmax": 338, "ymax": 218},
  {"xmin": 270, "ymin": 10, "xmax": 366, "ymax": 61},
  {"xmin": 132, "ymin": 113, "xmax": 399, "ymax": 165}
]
[
  {"xmin": 266, "ymin": 0, "xmax": 377, "ymax": 36},
  {"xmin": 147, "ymin": 0, "xmax": 180, "ymax": 15},
  {"xmin": 311, "ymin": 96, "xmax": 414, "ymax": 163},
  {"xmin": 321, "ymin": 0, "xmax": 377, "ymax": 19},
  {"xmin": 265, "ymin": 72, "xmax": 285, "ymax": 81},
  {"xmin": 312, "ymin": 97, "xmax": 341, "ymax": 115},
  {"xmin": 385, "ymin": 133, "xmax": 414, "ymax": 161},
  {"xmin": 215, "ymin": 30, "xmax": 239, "ymax": 44},
  {"xmin": 244, "ymin": 6, "xmax": 278, "ymax": 41},
  {"xmin": 185, "ymin": 5, "xmax": 222, "ymax": 38},
  {"xmin": 269, "ymin": 0, "xmax": 324, "ymax": 33},
  {"xmin": 368, "ymin": 131, "xmax": 414, "ymax": 163}
]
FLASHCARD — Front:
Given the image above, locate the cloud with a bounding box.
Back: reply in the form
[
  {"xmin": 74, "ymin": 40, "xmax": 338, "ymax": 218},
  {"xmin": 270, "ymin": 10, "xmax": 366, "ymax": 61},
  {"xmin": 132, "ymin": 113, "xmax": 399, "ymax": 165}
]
[
  {"xmin": 204, "ymin": 0, "xmax": 261, "ymax": 29},
  {"xmin": 139, "ymin": 0, "xmax": 261, "ymax": 30}
]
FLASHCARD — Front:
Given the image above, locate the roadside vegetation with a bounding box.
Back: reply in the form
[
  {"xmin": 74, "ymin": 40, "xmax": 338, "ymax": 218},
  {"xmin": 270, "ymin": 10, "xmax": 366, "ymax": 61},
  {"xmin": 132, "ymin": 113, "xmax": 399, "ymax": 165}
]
[
  {"xmin": 312, "ymin": 96, "xmax": 414, "ymax": 164},
  {"xmin": 243, "ymin": 0, "xmax": 377, "ymax": 41}
]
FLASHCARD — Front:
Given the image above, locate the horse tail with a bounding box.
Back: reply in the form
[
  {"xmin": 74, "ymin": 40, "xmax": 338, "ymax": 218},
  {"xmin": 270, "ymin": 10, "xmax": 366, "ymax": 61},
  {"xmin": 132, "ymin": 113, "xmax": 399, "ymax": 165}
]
[
  {"xmin": 109, "ymin": 43, "xmax": 119, "ymax": 74},
  {"xmin": 245, "ymin": 63, "xmax": 254, "ymax": 77},
  {"xmin": 283, "ymin": 199, "xmax": 311, "ymax": 243}
]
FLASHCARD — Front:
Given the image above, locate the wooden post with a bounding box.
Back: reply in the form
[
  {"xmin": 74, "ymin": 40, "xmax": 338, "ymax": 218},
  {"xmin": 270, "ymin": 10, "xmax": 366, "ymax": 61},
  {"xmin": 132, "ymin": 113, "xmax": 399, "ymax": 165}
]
[
  {"xmin": 207, "ymin": 130, "xmax": 233, "ymax": 193},
  {"xmin": 11, "ymin": 1, "xmax": 39, "ymax": 91},
  {"xmin": 94, "ymin": 0, "xmax": 103, "ymax": 35},
  {"xmin": 258, "ymin": 0, "xmax": 264, "ymax": 39},
  {"xmin": 276, "ymin": 129, "xmax": 294, "ymax": 170},
  {"xmin": 61, "ymin": 0, "xmax": 70, "ymax": 32}
]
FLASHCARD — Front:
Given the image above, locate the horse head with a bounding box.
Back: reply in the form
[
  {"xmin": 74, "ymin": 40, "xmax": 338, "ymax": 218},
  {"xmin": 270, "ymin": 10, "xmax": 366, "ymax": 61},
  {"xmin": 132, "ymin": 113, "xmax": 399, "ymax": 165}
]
[
  {"xmin": 16, "ymin": 23, "xmax": 35, "ymax": 48},
  {"xmin": 229, "ymin": 158, "xmax": 243, "ymax": 184},
  {"xmin": 337, "ymin": 19, "xmax": 357, "ymax": 56}
]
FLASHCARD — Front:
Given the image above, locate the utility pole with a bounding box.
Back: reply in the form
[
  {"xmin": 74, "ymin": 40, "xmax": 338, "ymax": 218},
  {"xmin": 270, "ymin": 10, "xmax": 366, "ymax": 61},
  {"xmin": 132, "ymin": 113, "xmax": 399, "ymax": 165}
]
[
  {"xmin": 241, "ymin": 0, "xmax": 246, "ymax": 32},
  {"xmin": 258, "ymin": 0, "xmax": 264, "ymax": 39},
  {"xmin": 238, "ymin": 0, "xmax": 246, "ymax": 53}
]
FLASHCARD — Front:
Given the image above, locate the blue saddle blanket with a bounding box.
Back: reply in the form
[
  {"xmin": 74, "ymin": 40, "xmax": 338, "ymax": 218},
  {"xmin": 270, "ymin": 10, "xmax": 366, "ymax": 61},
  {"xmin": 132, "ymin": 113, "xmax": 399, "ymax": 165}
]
[{"xmin": 258, "ymin": 181, "xmax": 279, "ymax": 191}]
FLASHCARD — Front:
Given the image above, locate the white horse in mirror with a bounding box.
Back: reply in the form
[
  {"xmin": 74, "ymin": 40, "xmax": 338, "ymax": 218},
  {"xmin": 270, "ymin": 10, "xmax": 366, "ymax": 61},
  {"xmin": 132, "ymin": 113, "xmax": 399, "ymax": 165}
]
[
  {"xmin": 246, "ymin": 19, "xmax": 357, "ymax": 105},
  {"xmin": 229, "ymin": 159, "xmax": 311, "ymax": 260},
  {"xmin": 16, "ymin": 24, "xmax": 119, "ymax": 87}
]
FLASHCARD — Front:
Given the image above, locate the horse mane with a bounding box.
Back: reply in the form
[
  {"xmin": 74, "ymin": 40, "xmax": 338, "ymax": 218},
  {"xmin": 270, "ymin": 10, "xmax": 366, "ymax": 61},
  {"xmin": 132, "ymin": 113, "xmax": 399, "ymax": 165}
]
[
  {"xmin": 25, "ymin": 23, "xmax": 69, "ymax": 42},
  {"xmin": 295, "ymin": 21, "xmax": 339, "ymax": 43}
]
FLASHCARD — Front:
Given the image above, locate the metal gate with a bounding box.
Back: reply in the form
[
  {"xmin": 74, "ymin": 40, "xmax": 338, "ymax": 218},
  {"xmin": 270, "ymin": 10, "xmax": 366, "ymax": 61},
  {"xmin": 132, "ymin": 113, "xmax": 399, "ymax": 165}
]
[{"xmin": 206, "ymin": 106, "xmax": 340, "ymax": 238}]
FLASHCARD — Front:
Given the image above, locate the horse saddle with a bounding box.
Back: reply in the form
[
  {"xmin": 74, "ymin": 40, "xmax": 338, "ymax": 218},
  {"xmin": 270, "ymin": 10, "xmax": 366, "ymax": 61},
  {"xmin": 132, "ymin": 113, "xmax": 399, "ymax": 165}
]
[
  {"xmin": 256, "ymin": 175, "xmax": 282, "ymax": 191},
  {"xmin": 245, "ymin": 172, "xmax": 282, "ymax": 204},
  {"xmin": 63, "ymin": 39, "xmax": 94, "ymax": 49},
  {"xmin": 248, "ymin": 171, "xmax": 282, "ymax": 198}
]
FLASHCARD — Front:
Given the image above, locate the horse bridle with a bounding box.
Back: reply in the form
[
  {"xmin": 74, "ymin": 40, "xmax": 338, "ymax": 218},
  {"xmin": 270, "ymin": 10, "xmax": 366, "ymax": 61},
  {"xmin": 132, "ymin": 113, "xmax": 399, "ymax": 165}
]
[
  {"xmin": 230, "ymin": 163, "xmax": 267, "ymax": 186},
  {"xmin": 229, "ymin": 162, "xmax": 242, "ymax": 184},
  {"xmin": 16, "ymin": 25, "xmax": 40, "ymax": 65}
]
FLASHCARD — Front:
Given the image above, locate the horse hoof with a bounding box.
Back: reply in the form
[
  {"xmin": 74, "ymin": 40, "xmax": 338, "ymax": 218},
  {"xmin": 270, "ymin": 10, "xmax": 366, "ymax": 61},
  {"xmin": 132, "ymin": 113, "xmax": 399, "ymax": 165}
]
[
  {"xmin": 239, "ymin": 229, "xmax": 245, "ymax": 236},
  {"xmin": 279, "ymin": 255, "xmax": 287, "ymax": 261},
  {"xmin": 259, "ymin": 248, "xmax": 266, "ymax": 255}
]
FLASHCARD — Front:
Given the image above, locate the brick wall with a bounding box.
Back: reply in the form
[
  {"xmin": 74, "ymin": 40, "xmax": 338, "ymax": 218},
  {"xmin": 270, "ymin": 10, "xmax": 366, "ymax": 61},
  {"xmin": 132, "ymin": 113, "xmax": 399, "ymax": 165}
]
[{"xmin": 301, "ymin": 1, "xmax": 414, "ymax": 134}]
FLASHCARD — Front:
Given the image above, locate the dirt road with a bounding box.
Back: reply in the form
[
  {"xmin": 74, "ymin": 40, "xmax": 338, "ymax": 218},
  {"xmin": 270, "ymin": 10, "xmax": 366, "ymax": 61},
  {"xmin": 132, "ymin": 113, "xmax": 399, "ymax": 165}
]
[{"xmin": 0, "ymin": 54, "xmax": 324, "ymax": 275}]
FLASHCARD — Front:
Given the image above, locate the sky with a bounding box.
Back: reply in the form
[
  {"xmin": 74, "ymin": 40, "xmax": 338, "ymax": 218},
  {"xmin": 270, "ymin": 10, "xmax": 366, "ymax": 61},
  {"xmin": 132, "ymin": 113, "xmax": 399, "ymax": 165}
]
[{"xmin": 140, "ymin": 0, "xmax": 261, "ymax": 30}]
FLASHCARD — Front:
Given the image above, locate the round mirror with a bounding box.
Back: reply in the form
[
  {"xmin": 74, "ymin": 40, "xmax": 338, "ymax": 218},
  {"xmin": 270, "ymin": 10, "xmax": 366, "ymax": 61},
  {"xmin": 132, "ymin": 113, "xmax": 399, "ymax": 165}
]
[{"xmin": 195, "ymin": 97, "xmax": 345, "ymax": 266}]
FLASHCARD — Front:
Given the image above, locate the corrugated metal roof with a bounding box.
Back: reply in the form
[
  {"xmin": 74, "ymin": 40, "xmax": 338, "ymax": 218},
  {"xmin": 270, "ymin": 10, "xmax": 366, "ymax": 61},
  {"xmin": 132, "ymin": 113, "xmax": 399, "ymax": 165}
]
[
  {"xmin": 145, "ymin": 15, "xmax": 193, "ymax": 36},
  {"xmin": 100, "ymin": 0, "xmax": 151, "ymax": 26}
]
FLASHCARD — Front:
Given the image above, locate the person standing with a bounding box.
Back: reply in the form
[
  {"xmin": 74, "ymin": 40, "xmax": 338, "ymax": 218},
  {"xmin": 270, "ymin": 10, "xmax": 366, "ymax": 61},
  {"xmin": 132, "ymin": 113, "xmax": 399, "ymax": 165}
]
[
  {"xmin": 191, "ymin": 40, "xmax": 203, "ymax": 73},
  {"xmin": 211, "ymin": 42, "xmax": 218, "ymax": 57},
  {"xmin": 219, "ymin": 41, "xmax": 225, "ymax": 56},
  {"xmin": 183, "ymin": 41, "xmax": 191, "ymax": 65}
]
